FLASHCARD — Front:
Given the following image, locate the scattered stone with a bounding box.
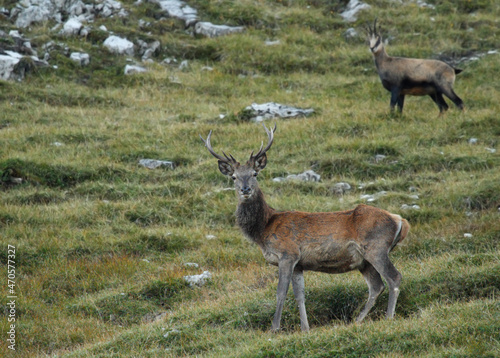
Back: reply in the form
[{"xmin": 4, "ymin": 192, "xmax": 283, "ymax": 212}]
[
  {"xmin": 409, "ymin": 186, "xmax": 418, "ymax": 192},
  {"xmin": 205, "ymin": 234, "xmax": 216, "ymax": 240},
  {"xmin": 124, "ymin": 64, "xmax": 147, "ymax": 75},
  {"xmin": 194, "ymin": 22, "xmax": 245, "ymax": 38},
  {"xmin": 265, "ymin": 40, "xmax": 281, "ymax": 46},
  {"xmin": 62, "ymin": 18, "xmax": 83, "ymax": 36},
  {"xmin": 331, "ymin": 182, "xmax": 352, "ymax": 195},
  {"xmin": 183, "ymin": 271, "xmax": 212, "ymax": 287},
  {"xmin": 142, "ymin": 312, "xmax": 167, "ymax": 323},
  {"xmin": 244, "ymin": 102, "xmax": 314, "ymax": 122},
  {"xmin": 463, "ymin": 233, "xmax": 473, "ymax": 238},
  {"xmin": 374, "ymin": 154, "xmax": 387, "ymax": 163},
  {"xmin": 139, "ymin": 40, "xmax": 160, "ymax": 62},
  {"xmin": 485, "ymin": 147, "xmax": 496, "ymax": 153},
  {"xmin": 70, "ymin": 52, "xmax": 90, "ymax": 66},
  {"xmin": 340, "ymin": 0, "xmax": 371, "ymax": 22},
  {"xmin": 468, "ymin": 137, "xmax": 478, "ymax": 145},
  {"xmin": 179, "ymin": 60, "xmax": 189, "ymax": 70},
  {"xmin": 103, "ymin": 35, "xmax": 134, "ymax": 56},
  {"xmin": 184, "ymin": 263, "xmax": 199, "ymax": 268},
  {"xmin": 360, "ymin": 191, "xmax": 387, "ymax": 202},
  {"xmin": 99, "ymin": 25, "xmax": 108, "ymax": 32},
  {"xmin": 163, "ymin": 328, "xmax": 180, "ymax": 338},
  {"xmin": 150, "ymin": 0, "xmax": 199, "ymax": 27},
  {"xmin": 138, "ymin": 159, "xmax": 175, "ymax": 169},
  {"xmin": 273, "ymin": 170, "xmax": 321, "ymax": 183},
  {"xmin": 400, "ymin": 204, "xmax": 421, "ymax": 210},
  {"xmin": 414, "ymin": 0, "xmax": 436, "ymax": 9},
  {"xmin": 343, "ymin": 27, "xmax": 358, "ymax": 40},
  {"xmin": 12, "ymin": 0, "xmax": 128, "ymax": 28},
  {"xmin": 51, "ymin": 141, "xmax": 64, "ymax": 146}
]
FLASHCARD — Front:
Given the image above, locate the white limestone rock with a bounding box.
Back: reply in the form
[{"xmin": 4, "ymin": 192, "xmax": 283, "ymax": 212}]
[
  {"xmin": 69, "ymin": 52, "xmax": 90, "ymax": 66},
  {"xmin": 340, "ymin": 0, "xmax": 371, "ymax": 22},
  {"xmin": 194, "ymin": 22, "xmax": 245, "ymax": 38},
  {"xmin": 245, "ymin": 102, "xmax": 314, "ymax": 122},
  {"xmin": 103, "ymin": 35, "xmax": 134, "ymax": 56}
]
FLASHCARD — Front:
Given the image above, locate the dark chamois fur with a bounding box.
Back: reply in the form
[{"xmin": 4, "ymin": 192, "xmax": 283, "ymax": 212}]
[
  {"xmin": 200, "ymin": 124, "xmax": 410, "ymax": 332},
  {"xmin": 367, "ymin": 19, "xmax": 465, "ymax": 114}
]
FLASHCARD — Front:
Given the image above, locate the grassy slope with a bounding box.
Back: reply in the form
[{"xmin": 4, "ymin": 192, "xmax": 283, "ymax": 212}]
[{"xmin": 1, "ymin": 0, "xmax": 499, "ymax": 357}]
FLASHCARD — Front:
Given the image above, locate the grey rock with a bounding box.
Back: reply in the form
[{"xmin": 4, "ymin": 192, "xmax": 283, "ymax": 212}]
[
  {"xmin": 331, "ymin": 182, "xmax": 352, "ymax": 195},
  {"xmin": 245, "ymin": 102, "xmax": 314, "ymax": 122},
  {"xmin": 183, "ymin": 271, "xmax": 212, "ymax": 287},
  {"xmin": 103, "ymin": 35, "xmax": 134, "ymax": 56},
  {"xmin": 124, "ymin": 64, "xmax": 147, "ymax": 75},
  {"xmin": 70, "ymin": 52, "xmax": 90, "ymax": 66},
  {"xmin": 340, "ymin": 0, "xmax": 371, "ymax": 22},
  {"xmin": 194, "ymin": 22, "xmax": 245, "ymax": 38},
  {"xmin": 138, "ymin": 159, "xmax": 174, "ymax": 169}
]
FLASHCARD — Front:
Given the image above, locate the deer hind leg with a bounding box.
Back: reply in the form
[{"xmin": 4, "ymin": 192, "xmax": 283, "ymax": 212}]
[
  {"xmin": 366, "ymin": 254, "xmax": 402, "ymax": 320},
  {"xmin": 291, "ymin": 268, "xmax": 310, "ymax": 332},
  {"xmin": 272, "ymin": 256, "xmax": 298, "ymax": 332},
  {"xmin": 356, "ymin": 262, "xmax": 385, "ymax": 323}
]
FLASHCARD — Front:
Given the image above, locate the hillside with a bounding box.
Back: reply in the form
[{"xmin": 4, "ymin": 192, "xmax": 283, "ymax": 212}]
[{"xmin": 1, "ymin": 0, "xmax": 499, "ymax": 357}]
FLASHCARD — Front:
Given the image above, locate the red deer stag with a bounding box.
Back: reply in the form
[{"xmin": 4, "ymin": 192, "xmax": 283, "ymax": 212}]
[
  {"xmin": 200, "ymin": 124, "xmax": 410, "ymax": 332},
  {"xmin": 367, "ymin": 19, "xmax": 464, "ymax": 115}
]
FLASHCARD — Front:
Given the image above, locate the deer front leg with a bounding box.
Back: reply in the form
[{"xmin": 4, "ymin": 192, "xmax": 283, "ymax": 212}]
[
  {"xmin": 272, "ymin": 256, "xmax": 298, "ymax": 332},
  {"xmin": 292, "ymin": 268, "xmax": 310, "ymax": 332}
]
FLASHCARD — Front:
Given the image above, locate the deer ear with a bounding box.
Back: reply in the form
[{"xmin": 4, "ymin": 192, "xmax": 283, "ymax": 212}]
[
  {"xmin": 218, "ymin": 161, "xmax": 234, "ymax": 176},
  {"xmin": 253, "ymin": 153, "xmax": 267, "ymax": 171}
]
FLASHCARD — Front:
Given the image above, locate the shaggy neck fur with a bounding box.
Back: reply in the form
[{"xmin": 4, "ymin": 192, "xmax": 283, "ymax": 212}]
[{"xmin": 236, "ymin": 188, "xmax": 273, "ymax": 243}]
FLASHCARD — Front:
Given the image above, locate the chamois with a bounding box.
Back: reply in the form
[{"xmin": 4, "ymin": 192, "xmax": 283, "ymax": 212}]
[
  {"xmin": 367, "ymin": 19, "xmax": 464, "ymax": 114},
  {"xmin": 200, "ymin": 124, "xmax": 410, "ymax": 332}
]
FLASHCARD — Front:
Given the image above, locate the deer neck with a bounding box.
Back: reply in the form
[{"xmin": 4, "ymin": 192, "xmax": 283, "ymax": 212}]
[
  {"xmin": 373, "ymin": 46, "xmax": 389, "ymax": 68},
  {"xmin": 236, "ymin": 187, "xmax": 273, "ymax": 244}
]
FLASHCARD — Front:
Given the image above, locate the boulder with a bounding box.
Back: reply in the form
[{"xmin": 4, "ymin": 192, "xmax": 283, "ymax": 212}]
[
  {"xmin": 63, "ymin": 18, "xmax": 83, "ymax": 36},
  {"xmin": 244, "ymin": 102, "xmax": 314, "ymax": 122},
  {"xmin": 194, "ymin": 22, "xmax": 245, "ymax": 38},
  {"xmin": 183, "ymin": 271, "xmax": 212, "ymax": 287},
  {"xmin": 340, "ymin": 0, "xmax": 371, "ymax": 22},
  {"xmin": 124, "ymin": 64, "xmax": 147, "ymax": 75},
  {"xmin": 138, "ymin": 159, "xmax": 174, "ymax": 169},
  {"xmin": 150, "ymin": 0, "xmax": 199, "ymax": 27},
  {"xmin": 103, "ymin": 35, "xmax": 134, "ymax": 56},
  {"xmin": 273, "ymin": 170, "xmax": 321, "ymax": 183}
]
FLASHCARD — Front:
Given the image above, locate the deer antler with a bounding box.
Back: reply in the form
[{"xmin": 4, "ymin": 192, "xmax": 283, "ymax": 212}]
[
  {"xmin": 199, "ymin": 131, "xmax": 238, "ymax": 165},
  {"xmin": 249, "ymin": 123, "xmax": 276, "ymax": 162}
]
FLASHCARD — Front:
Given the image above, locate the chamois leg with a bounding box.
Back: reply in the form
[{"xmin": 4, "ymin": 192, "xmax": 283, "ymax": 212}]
[
  {"xmin": 429, "ymin": 93, "xmax": 449, "ymax": 114},
  {"xmin": 356, "ymin": 262, "xmax": 385, "ymax": 323},
  {"xmin": 396, "ymin": 94, "xmax": 405, "ymax": 113},
  {"xmin": 390, "ymin": 88, "xmax": 402, "ymax": 112},
  {"xmin": 439, "ymin": 86, "xmax": 464, "ymax": 110},
  {"xmin": 292, "ymin": 268, "xmax": 310, "ymax": 332},
  {"xmin": 272, "ymin": 257, "xmax": 297, "ymax": 332},
  {"xmin": 365, "ymin": 254, "xmax": 402, "ymax": 320}
]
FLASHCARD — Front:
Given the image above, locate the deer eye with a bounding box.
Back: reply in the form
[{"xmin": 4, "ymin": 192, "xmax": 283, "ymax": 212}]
[
  {"xmin": 231, "ymin": 175, "xmax": 236, "ymax": 180},
  {"xmin": 253, "ymin": 172, "xmax": 258, "ymax": 177}
]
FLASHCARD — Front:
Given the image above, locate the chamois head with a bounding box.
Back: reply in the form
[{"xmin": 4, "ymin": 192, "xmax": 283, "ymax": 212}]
[
  {"xmin": 366, "ymin": 18, "xmax": 383, "ymax": 54},
  {"xmin": 200, "ymin": 123, "xmax": 276, "ymax": 202}
]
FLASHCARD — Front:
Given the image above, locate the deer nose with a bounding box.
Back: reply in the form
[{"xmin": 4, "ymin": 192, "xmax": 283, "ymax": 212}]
[{"xmin": 241, "ymin": 186, "xmax": 252, "ymax": 196}]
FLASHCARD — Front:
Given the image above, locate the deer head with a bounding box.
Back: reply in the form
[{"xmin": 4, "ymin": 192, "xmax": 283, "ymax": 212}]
[
  {"xmin": 200, "ymin": 123, "xmax": 276, "ymax": 201},
  {"xmin": 366, "ymin": 18, "xmax": 383, "ymax": 54}
]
